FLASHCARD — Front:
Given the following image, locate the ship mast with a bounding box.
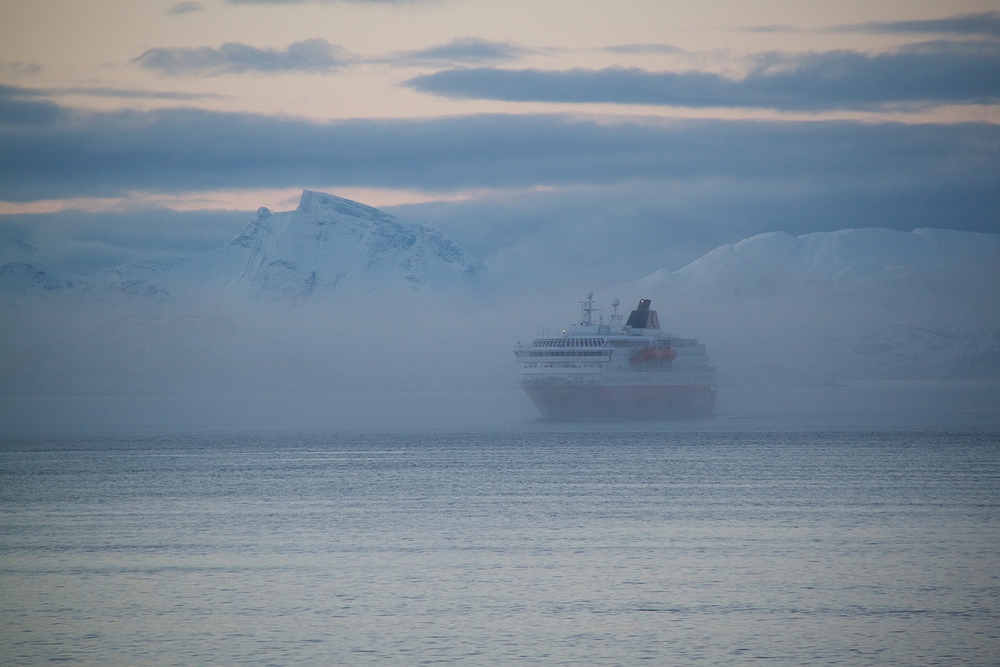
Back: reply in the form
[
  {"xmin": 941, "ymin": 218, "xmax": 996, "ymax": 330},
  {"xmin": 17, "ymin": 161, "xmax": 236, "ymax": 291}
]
[{"xmin": 579, "ymin": 291, "xmax": 599, "ymax": 326}]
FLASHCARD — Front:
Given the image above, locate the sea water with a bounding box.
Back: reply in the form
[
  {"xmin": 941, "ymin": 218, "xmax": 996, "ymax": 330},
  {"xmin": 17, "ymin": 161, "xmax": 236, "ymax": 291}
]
[{"xmin": 1, "ymin": 425, "xmax": 998, "ymax": 665}]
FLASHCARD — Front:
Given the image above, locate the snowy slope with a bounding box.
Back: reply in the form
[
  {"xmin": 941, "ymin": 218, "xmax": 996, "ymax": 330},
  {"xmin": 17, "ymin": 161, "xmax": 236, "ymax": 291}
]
[
  {"xmin": 607, "ymin": 228, "xmax": 1000, "ymax": 384},
  {"xmin": 0, "ymin": 262, "xmax": 85, "ymax": 295},
  {"xmin": 230, "ymin": 190, "xmax": 485, "ymax": 299}
]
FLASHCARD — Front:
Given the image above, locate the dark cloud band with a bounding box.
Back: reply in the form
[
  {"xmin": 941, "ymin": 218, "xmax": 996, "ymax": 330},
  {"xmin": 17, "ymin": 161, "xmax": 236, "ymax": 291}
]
[
  {"xmin": 0, "ymin": 100, "xmax": 998, "ymax": 216},
  {"xmin": 407, "ymin": 41, "xmax": 1000, "ymax": 110},
  {"xmin": 134, "ymin": 39, "xmax": 356, "ymax": 75},
  {"xmin": 386, "ymin": 38, "xmax": 531, "ymax": 66},
  {"xmin": 168, "ymin": 2, "xmax": 204, "ymax": 15},
  {"xmin": 833, "ymin": 12, "xmax": 1000, "ymax": 37},
  {"xmin": 0, "ymin": 85, "xmax": 64, "ymax": 125}
]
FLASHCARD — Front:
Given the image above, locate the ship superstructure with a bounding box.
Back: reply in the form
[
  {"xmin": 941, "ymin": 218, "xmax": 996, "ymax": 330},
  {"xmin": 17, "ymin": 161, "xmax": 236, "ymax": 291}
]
[{"xmin": 514, "ymin": 294, "xmax": 716, "ymax": 419}]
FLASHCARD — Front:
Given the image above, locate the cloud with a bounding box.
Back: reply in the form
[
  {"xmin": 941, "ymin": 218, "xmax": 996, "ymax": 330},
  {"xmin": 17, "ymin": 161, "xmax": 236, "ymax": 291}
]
[
  {"xmin": 0, "ymin": 82, "xmax": 220, "ymax": 114},
  {"xmin": 134, "ymin": 38, "xmax": 357, "ymax": 75},
  {"xmin": 406, "ymin": 41, "xmax": 1000, "ymax": 109},
  {"xmin": 388, "ymin": 38, "xmax": 532, "ymax": 66},
  {"xmin": 168, "ymin": 2, "xmax": 205, "ymax": 15},
  {"xmin": 747, "ymin": 12, "xmax": 1000, "ymax": 38},
  {"xmin": 48, "ymin": 87, "xmax": 223, "ymax": 100},
  {"xmin": 744, "ymin": 25, "xmax": 799, "ymax": 34},
  {"xmin": 0, "ymin": 60, "xmax": 44, "ymax": 77},
  {"xmin": 603, "ymin": 44, "xmax": 685, "ymax": 55},
  {"xmin": 0, "ymin": 101, "xmax": 998, "ymax": 249},
  {"xmin": 832, "ymin": 11, "xmax": 1000, "ymax": 37},
  {"xmin": 0, "ymin": 85, "xmax": 64, "ymax": 125}
]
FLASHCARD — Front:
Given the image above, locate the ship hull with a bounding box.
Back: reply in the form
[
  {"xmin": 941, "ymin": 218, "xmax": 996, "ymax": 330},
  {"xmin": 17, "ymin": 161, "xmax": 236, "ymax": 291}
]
[{"xmin": 521, "ymin": 382, "xmax": 716, "ymax": 420}]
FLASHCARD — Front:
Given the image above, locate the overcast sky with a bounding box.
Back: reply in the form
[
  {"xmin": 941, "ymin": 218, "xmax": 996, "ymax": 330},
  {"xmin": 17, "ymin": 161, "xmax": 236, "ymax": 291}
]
[{"xmin": 1, "ymin": 0, "xmax": 998, "ymax": 286}]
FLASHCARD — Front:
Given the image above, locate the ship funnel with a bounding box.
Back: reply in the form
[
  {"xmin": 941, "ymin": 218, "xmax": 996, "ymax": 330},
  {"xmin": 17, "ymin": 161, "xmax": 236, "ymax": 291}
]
[{"xmin": 625, "ymin": 298, "xmax": 660, "ymax": 329}]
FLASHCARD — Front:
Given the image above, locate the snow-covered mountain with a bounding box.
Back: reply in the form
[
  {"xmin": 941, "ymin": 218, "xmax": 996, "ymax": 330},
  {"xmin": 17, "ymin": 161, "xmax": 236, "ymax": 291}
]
[
  {"xmin": 0, "ymin": 190, "xmax": 487, "ymax": 304},
  {"xmin": 606, "ymin": 228, "xmax": 1000, "ymax": 385},
  {"xmin": 230, "ymin": 190, "xmax": 484, "ymax": 299}
]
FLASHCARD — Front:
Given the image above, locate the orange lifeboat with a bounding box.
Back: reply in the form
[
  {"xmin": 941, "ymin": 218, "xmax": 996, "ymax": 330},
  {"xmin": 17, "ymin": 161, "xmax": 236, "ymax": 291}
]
[{"xmin": 630, "ymin": 346, "xmax": 677, "ymax": 364}]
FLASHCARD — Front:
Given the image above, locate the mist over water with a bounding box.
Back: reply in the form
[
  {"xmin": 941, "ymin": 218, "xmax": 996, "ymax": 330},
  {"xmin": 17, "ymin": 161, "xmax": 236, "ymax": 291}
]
[
  {"xmin": 2, "ymin": 427, "xmax": 998, "ymax": 666},
  {"xmin": 2, "ymin": 193, "xmax": 997, "ymax": 436}
]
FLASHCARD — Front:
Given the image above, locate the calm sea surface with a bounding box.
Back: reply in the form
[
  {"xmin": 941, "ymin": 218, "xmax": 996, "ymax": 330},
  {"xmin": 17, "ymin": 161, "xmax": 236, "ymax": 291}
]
[{"xmin": 2, "ymin": 426, "xmax": 998, "ymax": 665}]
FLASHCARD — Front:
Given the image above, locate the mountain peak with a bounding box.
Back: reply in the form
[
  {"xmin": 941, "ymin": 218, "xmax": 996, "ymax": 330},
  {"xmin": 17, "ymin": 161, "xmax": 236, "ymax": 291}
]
[
  {"xmin": 296, "ymin": 189, "xmax": 393, "ymax": 225},
  {"xmin": 1, "ymin": 191, "xmax": 487, "ymax": 306},
  {"xmin": 232, "ymin": 190, "xmax": 486, "ymax": 298}
]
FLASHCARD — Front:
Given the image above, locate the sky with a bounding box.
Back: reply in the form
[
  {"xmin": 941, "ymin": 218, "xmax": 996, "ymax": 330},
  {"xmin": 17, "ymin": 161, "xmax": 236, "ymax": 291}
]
[{"xmin": 1, "ymin": 0, "xmax": 999, "ymax": 287}]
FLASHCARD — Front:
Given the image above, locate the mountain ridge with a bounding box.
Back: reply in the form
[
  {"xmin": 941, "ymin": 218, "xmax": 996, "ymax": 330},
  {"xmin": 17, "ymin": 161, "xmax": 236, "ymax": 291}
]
[{"xmin": 0, "ymin": 190, "xmax": 488, "ymax": 304}]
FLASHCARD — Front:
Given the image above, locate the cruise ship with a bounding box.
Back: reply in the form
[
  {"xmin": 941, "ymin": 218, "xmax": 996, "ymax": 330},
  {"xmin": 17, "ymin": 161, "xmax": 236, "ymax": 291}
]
[{"xmin": 514, "ymin": 294, "xmax": 716, "ymax": 419}]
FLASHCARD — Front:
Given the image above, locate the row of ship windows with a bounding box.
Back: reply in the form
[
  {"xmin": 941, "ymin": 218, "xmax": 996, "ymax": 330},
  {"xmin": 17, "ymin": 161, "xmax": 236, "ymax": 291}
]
[
  {"xmin": 521, "ymin": 350, "xmax": 608, "ymax": 357},
  {"xmin": 532, "ymin": 338, "xmax": 605, "ymax": 348}
]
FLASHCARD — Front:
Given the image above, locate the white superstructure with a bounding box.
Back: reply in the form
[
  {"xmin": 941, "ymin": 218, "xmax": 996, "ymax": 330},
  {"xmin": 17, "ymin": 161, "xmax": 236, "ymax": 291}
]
[{"xmin": 514, "ymin": 294, "xmax": 716, "ymax": 419}]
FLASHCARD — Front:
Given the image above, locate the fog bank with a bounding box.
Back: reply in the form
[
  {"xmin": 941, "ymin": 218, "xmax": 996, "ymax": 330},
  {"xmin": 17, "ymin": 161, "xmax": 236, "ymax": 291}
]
[{"xmin": 2, "ymin": 194, "xmax": 998, "ymax": 433}]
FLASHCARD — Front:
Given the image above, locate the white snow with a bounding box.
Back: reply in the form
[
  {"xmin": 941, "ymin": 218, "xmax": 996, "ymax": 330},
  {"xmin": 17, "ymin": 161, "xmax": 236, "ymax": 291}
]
[{"xmin": 230, "ymin": 191, "xmax": 485, "ymax": 300}]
